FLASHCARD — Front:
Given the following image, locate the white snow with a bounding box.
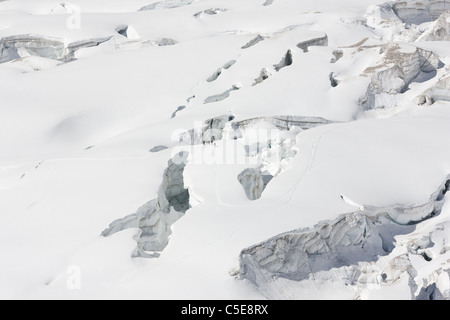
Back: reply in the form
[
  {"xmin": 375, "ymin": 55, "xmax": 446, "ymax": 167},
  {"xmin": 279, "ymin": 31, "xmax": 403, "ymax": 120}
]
[{"xmin": 0, "ymin": 0, "xmax": 450, "ymax": 300}]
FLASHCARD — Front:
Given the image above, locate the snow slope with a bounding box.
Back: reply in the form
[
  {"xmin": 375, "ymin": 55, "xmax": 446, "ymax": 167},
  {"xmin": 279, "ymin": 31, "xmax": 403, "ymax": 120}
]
[{"xmin": 0, "ymin": 0, "xmax": 450, "ymax": 300}]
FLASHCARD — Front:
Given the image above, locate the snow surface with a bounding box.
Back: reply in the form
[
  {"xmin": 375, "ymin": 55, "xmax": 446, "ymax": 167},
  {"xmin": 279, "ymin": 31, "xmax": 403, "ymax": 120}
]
[{"xmin": 0, "ymin": 0, "xmax": 450, "ymax": 300}]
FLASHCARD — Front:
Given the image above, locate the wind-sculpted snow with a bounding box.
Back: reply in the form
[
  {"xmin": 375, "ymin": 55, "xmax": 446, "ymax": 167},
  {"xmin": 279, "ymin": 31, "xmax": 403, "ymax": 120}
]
[
  {"xmin": 102, "ymin": 152, "xmax": 190, "ymax": 257},
  {"xmin": 239, "ymin": 175, "xmax": 450, "ymax": 299}
]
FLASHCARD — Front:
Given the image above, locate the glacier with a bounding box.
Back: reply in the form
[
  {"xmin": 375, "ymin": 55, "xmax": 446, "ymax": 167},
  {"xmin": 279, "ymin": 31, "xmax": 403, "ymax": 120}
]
[{"xmin": 0, "ymin": 0, "xmax": 450, "ymax": 300}]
